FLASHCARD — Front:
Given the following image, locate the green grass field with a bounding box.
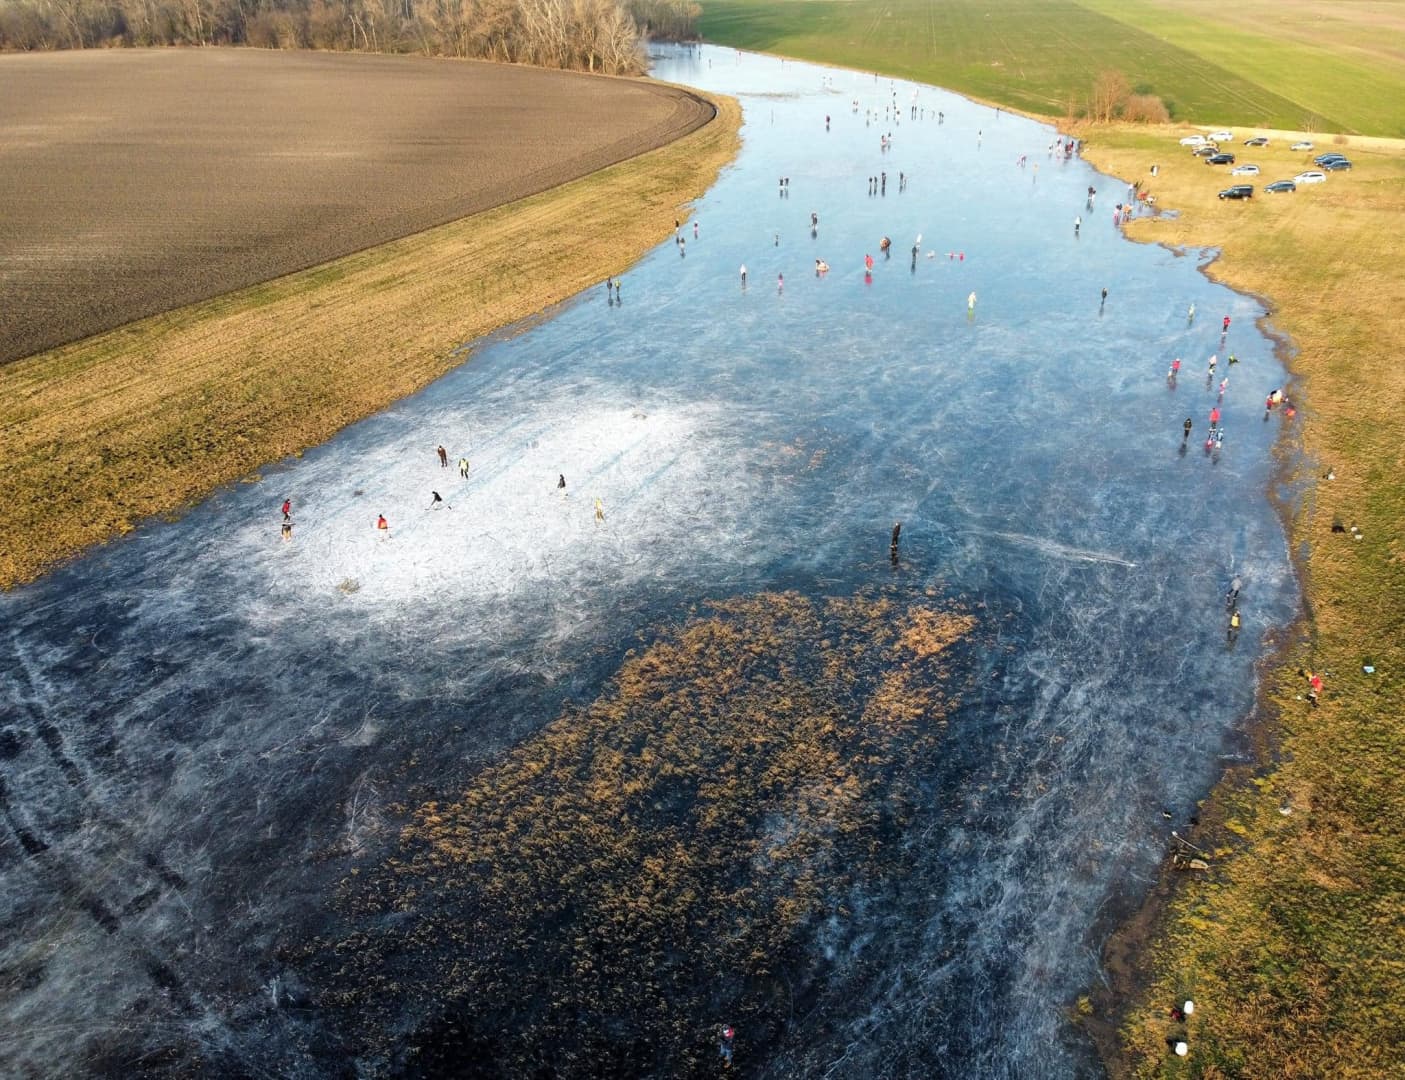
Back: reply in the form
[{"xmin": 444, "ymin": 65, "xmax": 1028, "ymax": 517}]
[{"xmin": 699, "ymin": 0, "xmax": 1405, "ymax": 136}]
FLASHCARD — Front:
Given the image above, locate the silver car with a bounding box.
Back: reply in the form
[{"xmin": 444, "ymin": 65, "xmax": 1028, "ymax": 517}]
[
  {"xmin": 1294, "ymin": 170, "xmax": 1328, "ymax": 184},
  {"xmin": 1231, "ymin": 164, "xmax": 1260, "ymax": 176}
]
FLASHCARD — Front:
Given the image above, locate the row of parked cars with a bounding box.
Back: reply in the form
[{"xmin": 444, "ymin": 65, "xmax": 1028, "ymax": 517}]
[{"xmin": 1175, "ymin": 131, "xmax": 1352, "ymax": 200}]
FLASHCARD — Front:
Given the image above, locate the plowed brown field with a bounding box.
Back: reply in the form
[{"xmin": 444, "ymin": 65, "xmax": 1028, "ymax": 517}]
[{"xmin": 0, "ymin": 49, "xmax": 715, "ymax": 365}]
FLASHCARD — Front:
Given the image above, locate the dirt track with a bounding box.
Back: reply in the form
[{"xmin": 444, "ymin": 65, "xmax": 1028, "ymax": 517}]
[{"xmin": 0, "ymin": 49, "xmax": 714, "ymax": 365}]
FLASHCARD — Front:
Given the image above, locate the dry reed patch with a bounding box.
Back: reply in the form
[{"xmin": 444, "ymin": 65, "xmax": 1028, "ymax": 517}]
[
  {"xmin": 1074, "ymin": 123, "xmax": 1405, "ymax": 1078},
  {"xmin": 0, "ymin": 92, "xmax": 740, "ymax": 590},
  {"xmin": 307, "ymin": 591, "xmax": 977, "ymax": 1074}
]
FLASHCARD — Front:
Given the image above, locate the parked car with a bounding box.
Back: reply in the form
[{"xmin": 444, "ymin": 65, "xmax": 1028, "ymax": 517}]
[
  {"xmin": 1323, "ymin": 158, "xmax": 1353, "ymax": 171},
  {"xmin": 1218, "ymin": 184, "xmax": 1254, "ymax": 200},
  {"xmin": 1290, "ymin": 140, "xmax": 1314, "ymax": 151},
  {"xmin": 1294, "ymin": 170, "xmax": 1327, "ymax": 184},
  {"xmin": 1209, "ymin": 130, "xmax": 1233, "ymax": 141},
  {"xmin": 1206, "ymin": 153, "xmax": 1236, "ymax": 165},
  {"xmin": 1314, "ymin": 153, "xmax": 1348, "ymax": 166},
  {"xmin": 1264, "ymin": 180, "xmax": 1297, "ymax": 193},
  {"xmin": 1244, "ymin": 136, "xmax": 1270, "ymax": 147},
  {"xmin": 1180, "ymin": 135, "xmax": 1208, "ymax": 146},
  {"xmin": 1231, "ymin": 164, "xmax": 1260, "ymax": 176},
  {"xmin": 1192, "ymin": 145, "xmax": 1220, "ymax": 157}
]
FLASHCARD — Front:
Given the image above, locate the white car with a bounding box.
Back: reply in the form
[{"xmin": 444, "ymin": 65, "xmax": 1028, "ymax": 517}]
[
  {"xmin": 1290, "ymin": 140, "xmax": 1314, "ymax": 151},
  {"xmin": 1179, "ymin": 135, "xmax": 1207, "ymax": 146},
  {"xmin": 1209, "ymin": 129, "xmax": 1233, "ymax": 142},
  {"xmin": 1294, "ymin": 170, "xmax": 1328, "ymax": 184},
  {"xmin": 1231, "ymin": 164, "xmax": 1260, "ymax": 176}
]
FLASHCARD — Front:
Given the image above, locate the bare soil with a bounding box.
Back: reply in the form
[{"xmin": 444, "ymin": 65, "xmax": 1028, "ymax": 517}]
[{"xmin": 0, "ymin": 49, "xmax": 715, "ymax": 365}]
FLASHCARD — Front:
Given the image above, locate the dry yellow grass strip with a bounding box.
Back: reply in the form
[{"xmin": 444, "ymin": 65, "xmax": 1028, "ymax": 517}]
[
  {"xmin": 1074, "ymin": 126, "xmax": 1405, "ymax": 1078},
  {"xmin": 0, "ymin": 91, "xmax": 740, "ymax": 590}
]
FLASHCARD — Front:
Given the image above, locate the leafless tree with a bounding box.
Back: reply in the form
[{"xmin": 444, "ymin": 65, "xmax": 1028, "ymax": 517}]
[
  {"xmin": 0, "ymin": 0, "xmax": 646, "ymax": 73},
  {"xmin": 1089, "ymin": 70, "xmax": 1131, "ymax": 124}
]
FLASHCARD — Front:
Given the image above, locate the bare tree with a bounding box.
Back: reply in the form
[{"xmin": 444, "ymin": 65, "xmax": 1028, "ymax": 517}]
[
  {"xmin": 0, "ymin": 0, "xmax": 644, "ymax": 73},
  {"xmin": 1089, "ymin": 69, "xmax": 1131, "ymax": 124}
]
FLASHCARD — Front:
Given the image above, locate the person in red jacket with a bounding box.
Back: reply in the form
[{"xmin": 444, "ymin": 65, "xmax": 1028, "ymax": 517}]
[{"xmin": 719, "ymin": 1025, "xmax": 735, "ymax": 1067}]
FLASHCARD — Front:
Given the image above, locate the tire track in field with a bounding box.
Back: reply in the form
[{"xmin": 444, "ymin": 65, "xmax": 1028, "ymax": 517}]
[{"xmin": 1064, "ymin": 0, "xmax": 1339, "ymax": 127}]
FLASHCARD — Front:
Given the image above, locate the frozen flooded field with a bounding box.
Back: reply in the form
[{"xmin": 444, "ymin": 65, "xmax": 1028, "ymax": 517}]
[{"xmin": 0, "ymin": 46, "xmax": 1298, "ymax": 1078}]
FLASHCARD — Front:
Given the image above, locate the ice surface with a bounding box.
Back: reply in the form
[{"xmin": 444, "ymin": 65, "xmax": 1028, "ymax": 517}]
[{"xmin": 0, "ymin": 44, "xmax": 1298, "ymax": 1077}]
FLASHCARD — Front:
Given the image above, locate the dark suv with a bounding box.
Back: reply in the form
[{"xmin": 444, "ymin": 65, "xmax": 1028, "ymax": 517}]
[
  {"xmin": 1218, "ymin": 184, "xmax": 1253, "ymax": 199},
  {"xmin": 1206, "ymin": 152, "xmax": 1236, "ymax": 165}
]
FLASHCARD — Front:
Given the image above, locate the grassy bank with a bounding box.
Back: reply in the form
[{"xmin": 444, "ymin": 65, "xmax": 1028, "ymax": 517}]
[
  {"xmin": 698, "ymin": 0, "xmax": 1405, "ymax": 136},
  {"xmin": 1074, "ymin": 128, "xmax": 1405, "ymax": 1077},
  {"xmin": 0, "ymin": 90, "xmax": 740, "ymax": 590}
]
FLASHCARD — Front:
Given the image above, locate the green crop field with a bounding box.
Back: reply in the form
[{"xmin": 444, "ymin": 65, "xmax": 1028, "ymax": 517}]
[{"xmin": 698, "ymin": 0, "xmax": 1405, "ymax": 136}]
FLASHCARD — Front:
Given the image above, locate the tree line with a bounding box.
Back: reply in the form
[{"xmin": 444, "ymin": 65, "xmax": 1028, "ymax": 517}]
[
  {"xmin": 1076, "ymin": 69, "xmax": 1172, "ymax": 124},
  {"xmin": 0, "ymin": 0, "xmax": 700, "ymax": 73}
]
